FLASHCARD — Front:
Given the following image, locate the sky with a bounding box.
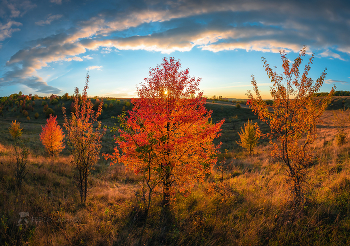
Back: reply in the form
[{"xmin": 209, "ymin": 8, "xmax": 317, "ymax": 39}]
[{"xmin": 0, "ymin": 0, "xmax": 349, "ymax": 99}]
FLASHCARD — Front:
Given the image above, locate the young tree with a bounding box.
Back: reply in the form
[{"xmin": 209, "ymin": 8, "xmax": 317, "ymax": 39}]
[
  {"xmin": 237, "ymin": 119, "xmax": 261, "ymax": 155},
  {"xmin": 247, "ymin": 47, "xmax": 334, "ymax": 206},
  {"xmin": 332, "ymin": 109, "xmax": 350, "ymax": 146},
  {"xmin": 9, "ymin": 121, "xmax": 28, "ymax": 189},
  {"xmin": 106, "ymin": 57, "xmax": 223, "ymax": 219},
  {"xmin": 40, "ymin": 115, "xmax": 65, "ymax": 156},
  {"xmin": 63, "ymin": 73, "xmax": 104, "ymax": 204}
]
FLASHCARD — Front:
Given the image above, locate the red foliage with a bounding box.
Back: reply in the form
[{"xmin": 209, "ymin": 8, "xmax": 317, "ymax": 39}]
[{"xmin": 106, "ymin": 57, "xmax": 224, "ymax": 206}]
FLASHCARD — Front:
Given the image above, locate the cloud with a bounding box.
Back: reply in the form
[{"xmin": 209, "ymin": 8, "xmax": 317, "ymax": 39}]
[
  {"xmin": 0, "ymin": 0, "xmax": 36, "ymax": 19},
  {"xmin": 50, "ymin": 0, "xmax": 62, "ymax": 4},
  {"xmin": 0, "ymin": 21, "xmax": 22, "ymax": 41},
  {"xmin": 325, "ymin": 79, "xmax": 348, "ymax": 84},
  {"xmin": 35, "ymin": 14, "xmax": 63, "ymax": 26},
  {"xmin": 86, "ymin": 66, "xmax": 103, "ymax": 71},
  {"xmin": 101, "ymin": 47, "xmax": 112, "ymax": 53},
  {"xmin": 2, "ymin": 0, "xmax": 350, "ymax": 93},
  {"xmin": 319, "ymin": 50, "xmax": 345, "ymax": 61},
  {"xmin": 83, "ymin": 55, "xmax": 93, "ymax": 60},
  {"xmin": 64, "ymin": 56, "xmax": 83, "ymax": 62}
]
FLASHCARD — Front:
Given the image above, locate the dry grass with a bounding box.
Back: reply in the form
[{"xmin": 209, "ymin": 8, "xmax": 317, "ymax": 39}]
[{"xmin": 1, "ymin": 108, "xmax": 350, "ymax": 245}]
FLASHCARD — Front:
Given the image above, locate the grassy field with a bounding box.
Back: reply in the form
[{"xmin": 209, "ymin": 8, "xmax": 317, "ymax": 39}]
[{"xmin": 1, "ymin": 95, "xmax": 350, "ymax": 245}]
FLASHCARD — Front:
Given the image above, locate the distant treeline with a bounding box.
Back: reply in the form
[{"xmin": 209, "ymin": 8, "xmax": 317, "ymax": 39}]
[{"xmin": 314, "ymin": 91, "xmax": 350, "ymax": 97}]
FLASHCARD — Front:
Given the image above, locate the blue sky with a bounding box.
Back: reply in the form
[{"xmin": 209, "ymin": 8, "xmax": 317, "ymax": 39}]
[{"xmin": 0, "ymin": 0, "xmax": 349, "ymax": 99}]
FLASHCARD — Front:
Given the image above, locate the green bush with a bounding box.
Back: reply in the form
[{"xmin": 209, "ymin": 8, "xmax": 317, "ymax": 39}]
[
  {"xmin": 34, "ymin": 112, "xmax": 39, "ymax": 119},
  {"xmin": 236, "ymin": 103, "xmax": 241, "ymax": 109},
  {"xmin": 45, "ymin": 108, "xmax": 55, "ymax": 118}
]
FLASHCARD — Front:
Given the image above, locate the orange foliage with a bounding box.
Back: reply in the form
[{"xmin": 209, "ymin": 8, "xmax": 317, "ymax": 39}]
[
  {"xmin": 40, "ymin": 115, "xmax": 65, "ymax": 156},
  {"xmin": 63, "ymin": 73, "xmax": 104, "ymax": 204},
  {"xmin": 106, "ymin": 57, "xmax": 224, "ymax": 207},
  {"xmin": 247, "ymin": 46, "xmax": 334, "ymax": 205}
]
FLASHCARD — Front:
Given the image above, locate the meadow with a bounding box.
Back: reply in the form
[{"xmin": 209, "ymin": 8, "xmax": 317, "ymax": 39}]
[{"xmin": 1, "ymin": 93, "xmax": 350, "ymax": 245}]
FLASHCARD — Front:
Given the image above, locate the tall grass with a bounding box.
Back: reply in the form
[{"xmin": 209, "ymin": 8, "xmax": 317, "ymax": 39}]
[{"xmin": 0, "ymin": 106, "xmax": 350, "ymax": 245}]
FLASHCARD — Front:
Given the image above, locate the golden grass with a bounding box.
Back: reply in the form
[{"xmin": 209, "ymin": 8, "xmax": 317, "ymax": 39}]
[{"xmin": 1, "ymin": 108, "xmax": 350, "ymax": 245}]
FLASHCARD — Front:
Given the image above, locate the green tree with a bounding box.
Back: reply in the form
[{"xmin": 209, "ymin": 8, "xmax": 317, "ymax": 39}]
[{"xmin": 237, "ymin": 120, "xmax": 261, "ymax": 155}]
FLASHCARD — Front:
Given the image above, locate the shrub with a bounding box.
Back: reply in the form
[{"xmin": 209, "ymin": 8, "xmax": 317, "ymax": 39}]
[
  {"xmin": 22, "ymin": 110, "xmax": 28, "ymax": 117},
  {"xmin": 237, "ymin": 120, "xmax": 261, "ymax": 155},
  {"xmin": 42, "ymin": 101, "xmax": 47, "ymax": 106},
  {"xmin": 50, "ymin": 99, "xmax": 58, "ymax": 105},
  {"xmin": 34, "ymin": 112, "xmax": 39, "ymax": 119},
  {"xmin": 45, "ymin": 108, "xmax": 55, "ymax": 118},
  {"xmin": 236, "ymin": 103, "xmax": 241, "ymax": 109},
  {"xmin": 9, "ymin": 120, "xmax": 22, "ymax": 140}
]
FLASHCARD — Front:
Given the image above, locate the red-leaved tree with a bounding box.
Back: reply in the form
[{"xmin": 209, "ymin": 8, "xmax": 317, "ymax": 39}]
[
  {"xmin": 106, "ymin": 57, "xmax": 223, "ymax": 219},
  {"xmin": 40, "ymin": 115, "xmax": 65, "ymax": 156}
]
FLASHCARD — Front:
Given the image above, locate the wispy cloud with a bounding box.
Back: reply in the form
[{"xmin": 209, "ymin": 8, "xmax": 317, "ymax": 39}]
[
  {"xmin": 1, "ymin": 0, "xmax": 350, "ymax": 93},
  {"xmin": 0, "ymin": 0, "xmax": 36, "ymax": 19},
  {"xmin": 83, "ymin": 55, "xmax": 93, "ymax": 60},
  {"xmin": 0, "ymin": 21, "xmax": 22, "ymax": 41},
  {"xmin": 35, "ymin": 14, "xmax": 63, "ymax": 26},
  {"xmin": 325, "ymin": 79, "xmax": 348, "ymax": 84},
  {"xmin": 50, "ymin": 0, "xmax": 62, "ymax": 4},
  {"xmin": 64, "ymin": 56, "xmax": 83, "ymax": 62},
  {"xmin": 319, "ymin": 49, "xmax": 345, "ymax": 61},
  {"xmin": 86, "ymin": 66, "xmax": 102, "ymax": 71}
]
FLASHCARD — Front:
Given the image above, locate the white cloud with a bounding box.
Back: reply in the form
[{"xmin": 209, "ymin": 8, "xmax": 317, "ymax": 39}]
[
  {"xmin": 86, "ymin": 66, "xmax": 102, "ymax": 71},
  {"xmin": 319, "ymin": 49, "xmax": 345, "ymax": 61},
  {"xmin": 101, "ymin": 47, "xmax": 112, "ymax": 53},
  {"xmin": 0, "ymin": 21, "xmax": 22, "ymax": 41},
  {"xmin": 64, "ymin": 56, "xmax": 83, "ymax": 62},
  {"xmin": 83, "ymin": 55, "xmax": 93, "ymax": 60},
  {"xmin": 325, "ymin": 79, "xmax": 348, "ymax": 84},
  {"xmin": 50, "ymin": 0, "xmax": 62, "ymax": 4},
  {"xmin": 2, "ymin": 0, "xmax": 350, "ymax": 93},
  {"xmin": 35, "ymin": 14, "xmax": 63, "ymax": 26},
  {"xmin": 8, "ymin": 3, "xmax": 20, "ymax": 18}
]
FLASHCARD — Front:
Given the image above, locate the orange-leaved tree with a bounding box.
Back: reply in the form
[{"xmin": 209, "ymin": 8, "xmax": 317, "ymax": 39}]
[
  {"xmin": 40, "ymin": 115, "xmax": 65, "ymax": 156},
  {"xmin": 106, "ymin": 57, "xmax": 224, "ymax": 215},
  {"xmin": 63, "ymin": 73, "xmax": 104, "ymax": 204},
  {"xmin": 247, "ymin": 46, "xmax": 334, "ymax": 206}
]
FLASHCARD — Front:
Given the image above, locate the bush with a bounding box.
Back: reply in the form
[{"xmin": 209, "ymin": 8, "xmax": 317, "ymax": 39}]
[
  {"xmin": 45, "ymin": 108, "xmax": 55, "ymax": 118},
  {"xmin": 50, "ymin": 99, "xmax": 58, "ymax": 105},
  {"xmin": 22, "ymin": 110, "xmax": 28, "ymax": 117},
  {"xmin": 335, "ymin": 132, "xmax": 347, "ymax": 146},
  {"xmin": 34, "ymin": 112, "xmax": 39, "ymax": 119},
  {"xmin": 26, "ymin": 116, "xmax": 30, "ymax": 121},
  {"xmin": 236, "ymin": 103, "xmax": 241, "ymax": 109},
  {"xmin": 42, "ymin": 101, "xmax": 47, "ymax": 106}
]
